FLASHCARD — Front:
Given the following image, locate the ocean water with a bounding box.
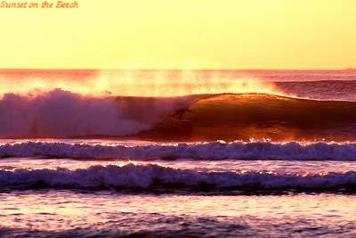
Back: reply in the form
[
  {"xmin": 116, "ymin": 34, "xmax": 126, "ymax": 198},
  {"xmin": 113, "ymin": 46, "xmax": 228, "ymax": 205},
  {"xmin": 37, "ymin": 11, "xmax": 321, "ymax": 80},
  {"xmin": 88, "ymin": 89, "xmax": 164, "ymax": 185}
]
[
  {"xmin": 1, "ymin": 192, "xmax": 355, "ymax": 237},
  {"xmin": 0, "ymin": 70, "xmax": 356, "ymax": 237}
]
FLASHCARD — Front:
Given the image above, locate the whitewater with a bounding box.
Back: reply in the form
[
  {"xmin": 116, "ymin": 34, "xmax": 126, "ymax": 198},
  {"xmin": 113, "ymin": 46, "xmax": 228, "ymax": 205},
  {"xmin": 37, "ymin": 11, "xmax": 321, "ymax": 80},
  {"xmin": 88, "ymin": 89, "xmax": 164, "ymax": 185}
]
[{"xmin": 1, "ymin": 140, "xmax": 356, "ymax": 161}]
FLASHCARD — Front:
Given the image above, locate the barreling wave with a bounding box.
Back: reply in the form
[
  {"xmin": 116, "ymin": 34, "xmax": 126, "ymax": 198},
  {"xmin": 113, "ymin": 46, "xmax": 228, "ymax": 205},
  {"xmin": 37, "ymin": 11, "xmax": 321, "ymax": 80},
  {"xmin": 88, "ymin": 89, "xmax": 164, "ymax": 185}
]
[
  {"xmin": 2, "ymin": 89, "xmax": 356, "ymax": 141},
  {"xmin": 1, "ymin": 141, "xmax": 356, "ymax": 161},
  {"xmin": 139, "ymin": 93, "xmax": 356, "ymax": 141},
  {"xmin": 0, "ymin": 164, "xmax": 354, "ymax": 193}
]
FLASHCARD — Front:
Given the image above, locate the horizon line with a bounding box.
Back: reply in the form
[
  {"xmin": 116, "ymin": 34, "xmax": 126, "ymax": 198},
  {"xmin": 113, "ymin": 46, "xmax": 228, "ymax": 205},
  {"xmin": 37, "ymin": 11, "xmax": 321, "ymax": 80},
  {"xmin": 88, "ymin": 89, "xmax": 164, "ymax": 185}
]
[{"xmin": 0, "ymin": 68, "xmax": 355, "ymax": 71}]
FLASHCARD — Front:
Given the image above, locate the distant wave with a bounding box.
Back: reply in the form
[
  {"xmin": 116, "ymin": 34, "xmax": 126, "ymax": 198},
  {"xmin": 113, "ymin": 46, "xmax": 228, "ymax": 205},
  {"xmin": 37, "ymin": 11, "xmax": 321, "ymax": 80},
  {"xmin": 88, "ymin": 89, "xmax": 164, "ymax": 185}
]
[
  {"xmin": 276, "ymin": 80, "xmax": 356, "ymax": 101},
  {"xmin": 1, "ymin": 141, "xmax": 356, "ymax": 161},
  {"xmin": 0, "ymin": 164, "xmax": 354, "ymax": 193}
]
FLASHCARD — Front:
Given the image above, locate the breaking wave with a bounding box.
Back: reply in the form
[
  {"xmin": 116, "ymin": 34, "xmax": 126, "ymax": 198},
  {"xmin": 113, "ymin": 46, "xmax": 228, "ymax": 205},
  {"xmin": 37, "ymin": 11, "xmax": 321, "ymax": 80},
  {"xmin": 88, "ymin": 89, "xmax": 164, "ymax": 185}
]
[
  {"xmin": 0, "ymin": 164, "xmax": 354, "ymax": 192},
  {"xmin": 0, "ymin": 89, "xmax": 191, "ymax": 138},
  {"xmin": 1, "ymin": 141, "xmax": 356, "ymax": 161},
  {"xmin": 2, "ymin": 89, "xmax": 356, "ymax": 141},
  {"xmin": 141, "ymin": 93, "xmax": 356, "ymax": 141}
]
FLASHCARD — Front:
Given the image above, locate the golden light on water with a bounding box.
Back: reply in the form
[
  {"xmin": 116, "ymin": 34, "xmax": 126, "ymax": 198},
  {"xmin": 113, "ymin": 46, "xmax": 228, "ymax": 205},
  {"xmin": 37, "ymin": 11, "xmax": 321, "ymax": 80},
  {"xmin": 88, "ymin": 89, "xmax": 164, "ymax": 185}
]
[{"xmin": 0, "ymin": 70, "xmax": 282, "ymax": 97}]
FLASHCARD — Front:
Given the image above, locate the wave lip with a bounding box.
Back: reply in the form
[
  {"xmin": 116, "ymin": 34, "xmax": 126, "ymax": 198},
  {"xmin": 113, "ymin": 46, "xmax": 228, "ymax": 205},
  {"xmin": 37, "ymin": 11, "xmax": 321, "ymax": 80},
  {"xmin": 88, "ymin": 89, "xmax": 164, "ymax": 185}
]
[
  {"xmin": 0, "ymin": 164, "xmax": 355, "ymax": 193},
  {"xmin": 1, "ymin": 141, "xmax": 356, "ymax": 161}
]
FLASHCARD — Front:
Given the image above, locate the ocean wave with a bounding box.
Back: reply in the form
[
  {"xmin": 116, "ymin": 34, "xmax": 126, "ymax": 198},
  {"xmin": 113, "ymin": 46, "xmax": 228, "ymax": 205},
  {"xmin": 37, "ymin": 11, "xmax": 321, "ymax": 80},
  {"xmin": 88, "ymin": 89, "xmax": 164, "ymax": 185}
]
[
  {"xmin": 0, "ymin": 164, "xmax": 354, "ymax": 192},
  {"xmin": 140, "ymin": 93, "xmax": 356, "ymax": 141},
  {"xmin": 276, "ymin": 80, "xmax": 356, "ymax": 101},
  {"xmin": 1, "ymin": 141, "xmax": 356, "ymax": 161},
  {"xmin": 2, "ymin": 90, "xmax": 356, "ymax": 141},
  {"xmin": 0, "ymin": 89, "xmax": 191, "ymax": 138},
  {"xmin": 2, "ymin": 89, "xmax": 356, "ymax": 141}
]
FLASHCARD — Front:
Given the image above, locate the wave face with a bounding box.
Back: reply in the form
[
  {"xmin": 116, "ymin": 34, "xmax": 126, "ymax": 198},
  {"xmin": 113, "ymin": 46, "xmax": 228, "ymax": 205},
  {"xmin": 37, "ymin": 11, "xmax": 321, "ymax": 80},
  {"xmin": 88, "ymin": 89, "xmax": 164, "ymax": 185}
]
[
  {"xmin": 141, "ymin": 94, "xmax": 356, "ymax": 141},
  {"xmin": 1, "ymin": 141, "xmax": 356, "ymax": 161},
  {"xmin": 0, "ymin": 164, "xmax": 354, "ymax": 192}
]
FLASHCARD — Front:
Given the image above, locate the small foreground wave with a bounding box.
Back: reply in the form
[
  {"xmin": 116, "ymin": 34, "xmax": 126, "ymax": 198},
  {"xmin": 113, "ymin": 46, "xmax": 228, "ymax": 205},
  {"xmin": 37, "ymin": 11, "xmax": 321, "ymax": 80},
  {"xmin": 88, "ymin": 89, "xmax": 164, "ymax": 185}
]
[
  {"xmin": 1, "ymin": 141, "xmax": 356, "ymax": 161},
  {"xmin": 0, "ymin": 164, "xmax": 355, "ymax": 193}
]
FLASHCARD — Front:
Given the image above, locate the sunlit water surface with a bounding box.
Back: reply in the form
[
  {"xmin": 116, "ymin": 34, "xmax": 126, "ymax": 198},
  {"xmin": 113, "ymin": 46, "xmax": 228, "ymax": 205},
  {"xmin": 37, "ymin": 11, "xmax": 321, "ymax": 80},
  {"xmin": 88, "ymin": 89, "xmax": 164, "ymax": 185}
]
[
  {"xmin": 0, "ymin": 138, "xmax": 355, "ymax": 237},
  {"xmin": 1, "ymin": 158, "xmax": 356, "ymax": 175},
  {"xmin": 0, "ymin": 192, "xmax": 355, "ymax": 237}
]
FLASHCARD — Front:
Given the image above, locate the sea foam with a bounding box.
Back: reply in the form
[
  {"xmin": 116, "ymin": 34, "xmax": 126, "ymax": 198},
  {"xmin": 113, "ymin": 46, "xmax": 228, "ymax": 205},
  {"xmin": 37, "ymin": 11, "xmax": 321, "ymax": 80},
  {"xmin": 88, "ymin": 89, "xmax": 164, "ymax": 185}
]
[
  {"xmin": 0, "ymin": 164, "xmax": 354, "ymax": 192},
  {"xmin": 1, "ymin": 141, "xmax": 356, "ymax": 161}
]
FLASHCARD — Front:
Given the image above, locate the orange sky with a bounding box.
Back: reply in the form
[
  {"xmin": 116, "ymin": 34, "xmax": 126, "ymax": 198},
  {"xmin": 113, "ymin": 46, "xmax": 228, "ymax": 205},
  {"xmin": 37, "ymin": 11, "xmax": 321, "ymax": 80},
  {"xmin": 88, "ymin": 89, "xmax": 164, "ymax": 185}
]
[{"xmin": 0, "ymin": 0, "xmax": 356, "ymax": 69}]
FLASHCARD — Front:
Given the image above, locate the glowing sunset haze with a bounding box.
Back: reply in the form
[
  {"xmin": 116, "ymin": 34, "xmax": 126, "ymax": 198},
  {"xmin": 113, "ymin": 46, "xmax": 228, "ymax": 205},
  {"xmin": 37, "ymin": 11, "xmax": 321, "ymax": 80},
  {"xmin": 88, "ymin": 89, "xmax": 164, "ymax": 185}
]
[{"xmin": 0, "ymin": 0, "xmax": 356, "ymax": 69}]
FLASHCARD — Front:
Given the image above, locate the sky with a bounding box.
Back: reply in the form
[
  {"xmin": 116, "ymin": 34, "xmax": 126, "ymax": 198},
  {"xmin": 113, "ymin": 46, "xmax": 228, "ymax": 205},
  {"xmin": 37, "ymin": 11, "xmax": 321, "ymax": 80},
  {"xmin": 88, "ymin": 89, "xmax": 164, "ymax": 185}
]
[{"xmin": 0, "ymin": 0, "xmax": 356, "ymax": 69}]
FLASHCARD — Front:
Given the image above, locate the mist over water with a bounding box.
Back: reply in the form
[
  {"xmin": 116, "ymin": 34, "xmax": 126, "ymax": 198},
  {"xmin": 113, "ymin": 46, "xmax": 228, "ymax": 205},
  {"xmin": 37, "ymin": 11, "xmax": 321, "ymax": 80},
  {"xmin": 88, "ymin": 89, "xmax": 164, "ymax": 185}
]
[{"xmin": 1, "ymin": 70, "xmax": 356, "ymax": 140}]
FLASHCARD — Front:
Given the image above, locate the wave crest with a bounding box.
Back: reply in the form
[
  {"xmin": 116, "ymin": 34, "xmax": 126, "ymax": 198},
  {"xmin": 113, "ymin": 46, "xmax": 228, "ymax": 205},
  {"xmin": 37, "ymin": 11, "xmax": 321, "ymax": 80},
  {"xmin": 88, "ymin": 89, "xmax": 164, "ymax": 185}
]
[
  {"xmin": 0, "ymin": 164, "xmax": 354, "ymax": 192},
  {"xmin": 1, "ymin": 141, "xmax": 356, "ymax": 161}
]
